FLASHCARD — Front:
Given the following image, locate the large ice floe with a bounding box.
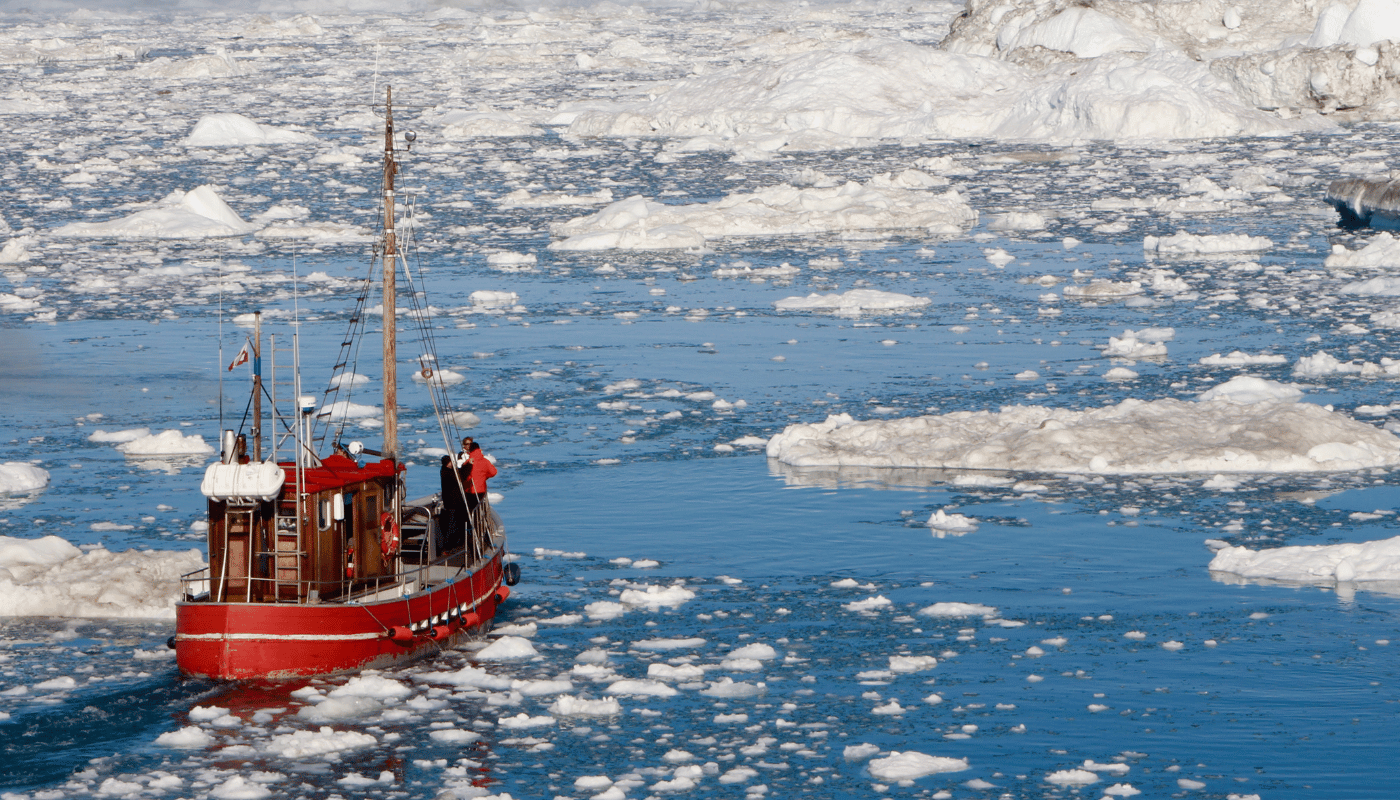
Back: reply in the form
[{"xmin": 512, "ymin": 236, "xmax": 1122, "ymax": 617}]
[
  {"xmin": 1210, "ymin": 535, "xmax": 1400, "ymax": 594},
  {"xmin": 0, "ymin": 462, "xmax": 49, "ymax": 494},
  {"xmin": 767, "ymin": 377, "xmax": 1400, "ymax": 474},
  {"xmin": 183, "ymin": 113, "xmax": 317, "ymax": 147},
  {"xmin": 52, "ymin": 185, "xmax": 256, "ymax": 239},
  {"xmin": 775, "ymin": 289, "xmax": 931, "ymax": 315},
  {"xmin": 0, "ymin": 535, "xmax": 204, "ymax": 618},
  {"xmin": 549, "ymin": 172, "xmax": 975, "ymax": 251}
]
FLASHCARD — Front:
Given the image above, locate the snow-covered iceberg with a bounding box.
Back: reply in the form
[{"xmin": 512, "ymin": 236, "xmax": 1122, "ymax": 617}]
[
  {"xmin": 184, "ymin": 113, "xmax": 316, "ymax": 147},
  {"xmin": 53, "ymin": 185, "xmax": 257, "ymax": 239},
  {"xmin": 563, "ymin": 30, "xmax": 1325, "ymax": 150}
]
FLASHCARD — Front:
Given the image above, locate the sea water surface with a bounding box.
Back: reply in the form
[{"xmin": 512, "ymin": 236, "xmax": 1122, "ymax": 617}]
[{"xmin": 5, "ymin": 6, "xmax": 1400, "ymax": 798}]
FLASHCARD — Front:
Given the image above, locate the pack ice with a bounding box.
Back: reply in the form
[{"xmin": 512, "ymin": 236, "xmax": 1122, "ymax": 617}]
[{"xmin": 0, "ymin": 535, "xmax": 204, "ymax": 618}]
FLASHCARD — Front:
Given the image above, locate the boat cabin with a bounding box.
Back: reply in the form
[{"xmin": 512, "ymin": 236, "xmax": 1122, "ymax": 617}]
[{"xmin": 200, "ymin": 454, "xmax": 404, "ymax": 604}]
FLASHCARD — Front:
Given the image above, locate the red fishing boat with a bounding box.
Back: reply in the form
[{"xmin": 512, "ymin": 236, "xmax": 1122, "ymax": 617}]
[{"xmin": 170, "ymin": 88, "xmax": 519, "ymax": 680}]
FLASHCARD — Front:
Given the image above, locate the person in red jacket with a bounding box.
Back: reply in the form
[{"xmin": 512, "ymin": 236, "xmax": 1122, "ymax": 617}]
[{"xmin": 462, "ymin": 440, "xmax": 497, "ymax": 535}]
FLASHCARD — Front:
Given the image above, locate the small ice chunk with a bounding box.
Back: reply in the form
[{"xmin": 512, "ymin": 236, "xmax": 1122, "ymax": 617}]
[{"xmin": 867, "ymin": 751, "xmax": 970, "ymax": 780}]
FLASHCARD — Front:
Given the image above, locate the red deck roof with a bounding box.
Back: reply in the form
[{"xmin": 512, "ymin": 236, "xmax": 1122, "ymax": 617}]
[{"xmin": 280, "ymin": 454, "xmax": 403, "ymax": 494}]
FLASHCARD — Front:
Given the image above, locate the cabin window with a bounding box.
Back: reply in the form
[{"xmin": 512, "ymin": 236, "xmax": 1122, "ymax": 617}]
[
  {"xmin": 318, "ymin": 496, "xmax": 331, "ymax": 530},
  {"xmin": 366, "ymin": 493, "xmax": 378, "ymax": 523}
]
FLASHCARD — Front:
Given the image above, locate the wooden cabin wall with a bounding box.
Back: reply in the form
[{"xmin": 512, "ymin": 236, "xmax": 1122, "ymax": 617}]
[
  {"xmin": 207, "ymin": 499, "xmax": 227, "ymax": 600},
  {"xmin": 305, "ymin": 492, "xmax": 344, "ymax": 600}
]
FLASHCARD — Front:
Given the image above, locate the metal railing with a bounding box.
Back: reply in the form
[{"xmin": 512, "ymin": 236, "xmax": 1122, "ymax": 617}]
[{"xmin": 179, "ymin": 522, "xmax": 504, "ymax": 606}]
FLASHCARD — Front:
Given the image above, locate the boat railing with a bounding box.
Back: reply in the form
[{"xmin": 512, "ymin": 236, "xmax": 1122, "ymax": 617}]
[{"xmin": 177, "ymin": 532, "xmax": 504, "ymax": 605}]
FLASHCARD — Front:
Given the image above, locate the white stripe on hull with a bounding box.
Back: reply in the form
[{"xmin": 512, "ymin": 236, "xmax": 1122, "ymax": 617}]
[{"xmin": 178, "ymin": 632, "xmax": 385, "ymax": 642}]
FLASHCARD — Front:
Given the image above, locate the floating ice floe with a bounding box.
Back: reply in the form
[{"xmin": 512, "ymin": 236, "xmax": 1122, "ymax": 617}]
[
  {"xmin": 0, "ymin": 90, "xmax": 70, "ymax": 115},
  {"xmin": 605, "ymin": 679, "xmax": 678, "ymax": 697},
  {"xmin": 264, "ymin": 726, "xmax": 376, "ymax": 759},
  {"xmin": 890, "ymin": 655, "xmax": 938, "ymax": 673},
  {"xmin": 499, "ymin": 187, "xmax": 615, "ymax": 207},
  {"xmin": 551, "ymin": 695, "xmax": 622, "ymax": 717},
  {"xmin": 698, "ymin": 677, "xmax": 765, "ymax": 697},
  {"xmin": 774, "ymin": 289, "xmax": 931, "ymax": 315},
  {"xmin": 0, "ymin": 462, "xmax": 49, "ymax": 494},
  {"xmin": 411, "ymin": 368, "xmax": 466, "ymax": 386},
  {"xmin": 1340, "ymin": 276, "xmax": 1400, "ymax": 296},
  {"xmin": 843, "ymin": 594, "xmax": 892, "ymax": 612},
  {"xmin": 494, "ymin": 403, "xmax": 540, "ymax": 421},
  {"xmin": 919, "ymin": 602, "xmax": 998, "ymax": 618},
  {"xmin": 1199, "ymin": 351, "xmax": 1288, "ymax": 366},
  {"xmin": 470, "ymin": 290, "xmax": 524, "ymax": 311},
  {"xmin": 1144, "ymin": 231, "xmax": 1272, "ymax": 255},
  {"xmin": 1209, "ymin": 534, "xmax": 1400, "ymax": 587},
  {"xmin": 867, "ymin": 751, "xmax": 970, "ymax": 781},
  {"xmin": 1103, "ymin": 327, "xmax": 1173, "ymax": 359},
  {"xmin": 0, "ymin": 234, "xmax": 33, "ymax": 264},
  {"xmin": 1293, "ymin": 351, "xmax": 1400, "ymax": 378},
  {"xmin": 987, "ymin": 211, "xmax": 1047, "ymax": 231},
  {"xmin": 476, "ymin": 636, "xmax": 539, "ymax": 661},
  {"xmin": 319, "ymin": 401, "xmax": 380, "ymax": 420},
  {"xmin": 53, "ymin": 185, "xmax": 257, "ymax": 239},
  {"xmin": 1063, "ymin": 280, "xmax": 1142, "ymax": 299},
  {"xmin": 767, "ymin": 377, "xmax": 1400, "ymax": 474},
  {"xmin": 184, "ymin": 113, "xmax": 317, "ymax": 146},
  {"xmin": 927, "ymin": 509, "xmax": 977, "ymax": 532},
  {"xmin": 619, "ymin": 584, "xmax": 696, "ymax": 608},
  {"xmin": 154, "ymin": 726, "xmax": 214, "ymax": 749},
  {"xmin": 115, "ymin": 430, "xmax": 215, "ymax": 456},
  {"xmin": 437, "ymin": 108, "xmax": 542, "ymax": 138},
  {"xmin": 132, "ymin": 48, "xmax": 243, "ymax": 79},
  {"xmin": 549, "ymin": 175, "xmax": 976, "ymax": 251},
  {"xmin": 0, "ymin": 535, "xmax": 204, "ymax": 618},
  {"xmin": 1046, "ymin": 768, "xmax": 1099, "ymax": 786},
  {"xmin": 1324, "ymin": 232, "xmax": 1400, "ymax": 269},
  {"xmin": 486, "ymin": 252, "xmax": 538, "ymax": 270}
]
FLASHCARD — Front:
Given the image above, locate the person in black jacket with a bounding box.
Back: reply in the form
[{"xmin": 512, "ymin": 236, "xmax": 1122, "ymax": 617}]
[{"xmin": 439, "ymin": 455, "xmax": 469, "ymax": 553}]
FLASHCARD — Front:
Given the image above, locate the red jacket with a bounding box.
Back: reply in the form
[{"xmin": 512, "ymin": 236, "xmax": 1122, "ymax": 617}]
[{"xmin": 466, "ymin": 450, "xmax": 497, "ymax": 493}]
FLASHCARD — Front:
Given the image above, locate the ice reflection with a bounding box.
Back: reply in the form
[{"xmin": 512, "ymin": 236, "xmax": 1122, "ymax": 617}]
[
  {"xmin": 1209, "ymin": 569, "xmax": 1400, "ymax": 601},
  {"xmin": 767, "ymin": 459, "xmax": 1018, "ymax": 492},
  {"xmin": 0, "ymin": 489, "xmax": 45, "ymax": 511},
  {"xmin": 125, "ymin": 454, "xmax": 208, "ymax": 474}
]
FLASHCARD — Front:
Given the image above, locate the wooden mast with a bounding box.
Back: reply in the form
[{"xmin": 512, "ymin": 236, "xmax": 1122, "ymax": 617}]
[
  {"xmin": 381, "ymin": 87, "xmax": 398, "ymax": 461},
  {"xmin": 252, "ymin": 311, "xmax": 262, "ymax": 462}
]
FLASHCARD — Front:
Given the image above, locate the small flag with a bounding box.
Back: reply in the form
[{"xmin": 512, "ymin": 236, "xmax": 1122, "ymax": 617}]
[{"xmin": 228, "ymin": 340, "xmax": 251, "ymax": 371}]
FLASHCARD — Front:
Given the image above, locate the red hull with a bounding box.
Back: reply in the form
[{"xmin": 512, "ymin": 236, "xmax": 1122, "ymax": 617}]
[{"xmin": 174, "ymin": 554, "xmax": 507, "ymax": 680}]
